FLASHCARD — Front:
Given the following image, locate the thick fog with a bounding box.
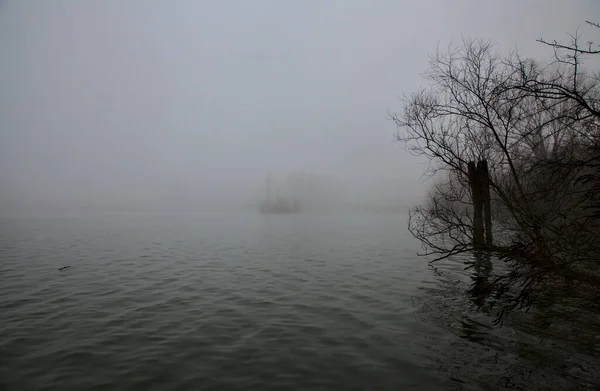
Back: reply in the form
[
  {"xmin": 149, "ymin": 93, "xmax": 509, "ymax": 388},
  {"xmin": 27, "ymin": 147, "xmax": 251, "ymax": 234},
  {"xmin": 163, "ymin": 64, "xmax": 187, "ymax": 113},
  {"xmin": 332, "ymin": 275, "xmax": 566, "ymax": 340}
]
[{"xmin": 0, "ymin": 1, "xmax": 597, "ymax": 215}]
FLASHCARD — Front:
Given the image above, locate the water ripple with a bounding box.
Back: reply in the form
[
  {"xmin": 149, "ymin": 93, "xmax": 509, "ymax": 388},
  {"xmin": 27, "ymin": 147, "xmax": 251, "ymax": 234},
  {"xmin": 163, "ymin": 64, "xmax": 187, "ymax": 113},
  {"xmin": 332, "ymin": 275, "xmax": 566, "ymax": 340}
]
[{"xmin": 1, "ymin": 212, "xmax": 597, "ymax": 390}]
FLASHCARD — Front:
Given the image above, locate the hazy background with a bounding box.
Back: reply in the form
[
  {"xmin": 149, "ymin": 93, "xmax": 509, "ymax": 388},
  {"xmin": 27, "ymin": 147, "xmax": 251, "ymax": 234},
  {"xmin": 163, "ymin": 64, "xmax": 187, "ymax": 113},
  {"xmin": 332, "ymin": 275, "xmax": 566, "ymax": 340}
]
[{"xmin": 0, "ymin": 0, "xmax": 598, "ymax": 215}]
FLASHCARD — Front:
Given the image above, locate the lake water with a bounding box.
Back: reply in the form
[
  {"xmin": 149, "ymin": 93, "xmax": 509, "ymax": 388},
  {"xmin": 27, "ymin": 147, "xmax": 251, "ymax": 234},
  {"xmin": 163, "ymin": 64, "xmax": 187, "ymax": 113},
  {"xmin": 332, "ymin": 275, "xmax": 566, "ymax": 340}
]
[{"xmin": 1, "ymin": 212, "xmax": 599, "ymax": 390}]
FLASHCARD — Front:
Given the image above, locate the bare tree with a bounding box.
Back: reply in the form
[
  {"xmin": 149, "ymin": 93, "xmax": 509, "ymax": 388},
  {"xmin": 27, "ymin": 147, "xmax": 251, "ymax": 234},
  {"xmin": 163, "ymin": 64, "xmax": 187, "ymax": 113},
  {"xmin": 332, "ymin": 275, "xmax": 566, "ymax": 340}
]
[
  {"xmin": 392, "ymin": 34, "xmax": 600, "ymax": 323},
  {"xmin": 525, "ymin": 21, "xmax": 600, "ymax": 120}
]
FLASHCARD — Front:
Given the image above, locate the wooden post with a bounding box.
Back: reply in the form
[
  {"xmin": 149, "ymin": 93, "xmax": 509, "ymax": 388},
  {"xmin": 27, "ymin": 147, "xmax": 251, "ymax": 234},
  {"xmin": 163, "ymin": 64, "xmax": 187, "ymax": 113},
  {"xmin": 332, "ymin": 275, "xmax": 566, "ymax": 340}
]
[
  {"xmin": 468, "ymin": 161, "xmax": 484, "ymax": 248},
  {"xmin": 478, "ymin": 160, "xmax": 493, "ymax": 248}
]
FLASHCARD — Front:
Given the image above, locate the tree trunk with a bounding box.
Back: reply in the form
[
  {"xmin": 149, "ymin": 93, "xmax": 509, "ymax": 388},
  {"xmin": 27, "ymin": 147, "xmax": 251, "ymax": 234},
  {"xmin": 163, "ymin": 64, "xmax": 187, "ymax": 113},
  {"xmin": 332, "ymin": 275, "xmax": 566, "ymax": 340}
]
[
  {"xmin": 468, "ymin": 161, "xmax": 485, "ymax": 248},
  {"xmin": 478, "ymin": 160, "xmax": 493, "ymax": 248}
]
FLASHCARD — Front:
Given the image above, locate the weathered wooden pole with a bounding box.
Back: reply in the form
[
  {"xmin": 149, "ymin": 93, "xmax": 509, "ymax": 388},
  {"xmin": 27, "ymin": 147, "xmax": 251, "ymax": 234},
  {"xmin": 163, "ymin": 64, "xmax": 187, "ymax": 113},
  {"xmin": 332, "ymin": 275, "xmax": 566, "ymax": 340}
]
[
  {"xmin": 468, "ymin": 161, "xmax": 484, "ymax": 248},
  {"xmin": 478, "ymin": 160, "xmax": 493, "ymax": 248}
]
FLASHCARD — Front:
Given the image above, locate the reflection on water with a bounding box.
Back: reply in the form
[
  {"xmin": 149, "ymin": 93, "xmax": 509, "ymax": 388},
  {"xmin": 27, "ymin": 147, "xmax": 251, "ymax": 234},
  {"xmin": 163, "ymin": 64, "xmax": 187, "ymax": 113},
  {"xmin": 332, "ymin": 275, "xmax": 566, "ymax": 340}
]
[
  {"xmin": 418, "ymin": 252, "xmax": 600, "ymax": 390},
  {"xmin": 0, "ymin": 212, "xmax": 599, "ymax": 390},
  {"xmin": 457, "ymin": 316, "xmax": 493, "ymax": 345},
  {"xmin": 465, "ymin": 251, "xmax": 493, "ymax": 313}
]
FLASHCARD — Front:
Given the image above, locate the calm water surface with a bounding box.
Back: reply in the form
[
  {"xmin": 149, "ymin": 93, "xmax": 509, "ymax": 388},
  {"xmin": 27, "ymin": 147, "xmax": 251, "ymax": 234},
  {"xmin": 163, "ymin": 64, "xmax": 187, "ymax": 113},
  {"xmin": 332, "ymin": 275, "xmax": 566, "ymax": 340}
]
[{"xmin": 1, "ymin": 212, "xmax": 599, "ymax": 390}]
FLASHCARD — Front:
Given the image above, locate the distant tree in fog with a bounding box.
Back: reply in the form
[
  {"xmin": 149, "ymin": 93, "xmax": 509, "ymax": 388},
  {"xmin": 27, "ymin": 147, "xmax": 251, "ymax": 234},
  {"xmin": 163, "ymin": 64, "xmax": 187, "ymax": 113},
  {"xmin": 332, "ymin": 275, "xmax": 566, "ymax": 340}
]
[{"xmin": 284, "ymin": 171, "xmax": 347, "ymax": 210}]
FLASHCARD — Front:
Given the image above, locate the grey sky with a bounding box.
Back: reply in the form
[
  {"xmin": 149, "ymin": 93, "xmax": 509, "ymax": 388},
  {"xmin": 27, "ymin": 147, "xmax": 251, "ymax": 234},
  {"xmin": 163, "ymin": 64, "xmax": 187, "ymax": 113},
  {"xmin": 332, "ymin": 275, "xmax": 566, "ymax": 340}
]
[{"xmin": 0, "ymin": 1, "xmax": 598, "ymax": 214}]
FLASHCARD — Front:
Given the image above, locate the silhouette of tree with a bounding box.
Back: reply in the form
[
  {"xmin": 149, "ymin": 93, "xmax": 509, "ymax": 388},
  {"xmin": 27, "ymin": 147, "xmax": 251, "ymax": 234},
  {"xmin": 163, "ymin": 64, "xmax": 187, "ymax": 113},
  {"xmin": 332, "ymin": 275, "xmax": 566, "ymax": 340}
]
[{"xmin": 392, "ymin": 26, "xmax": 600, "ymax": 324}]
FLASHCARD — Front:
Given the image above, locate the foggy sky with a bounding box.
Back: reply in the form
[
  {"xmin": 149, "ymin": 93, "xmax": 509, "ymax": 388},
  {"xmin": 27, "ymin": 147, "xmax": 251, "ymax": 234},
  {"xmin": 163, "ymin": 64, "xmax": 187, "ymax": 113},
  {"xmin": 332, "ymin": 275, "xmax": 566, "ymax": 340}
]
[{"xmin": 0, "ymin": 1, "xmax": 598, "ymax": 214}]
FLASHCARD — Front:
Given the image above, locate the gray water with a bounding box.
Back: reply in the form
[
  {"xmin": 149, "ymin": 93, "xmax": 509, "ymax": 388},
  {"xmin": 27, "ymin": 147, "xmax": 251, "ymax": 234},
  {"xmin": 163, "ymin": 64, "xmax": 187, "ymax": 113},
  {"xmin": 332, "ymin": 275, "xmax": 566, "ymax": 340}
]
[{"xmin": 1, "ymin": 212, "xmax": 599, "ymax": 390}]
